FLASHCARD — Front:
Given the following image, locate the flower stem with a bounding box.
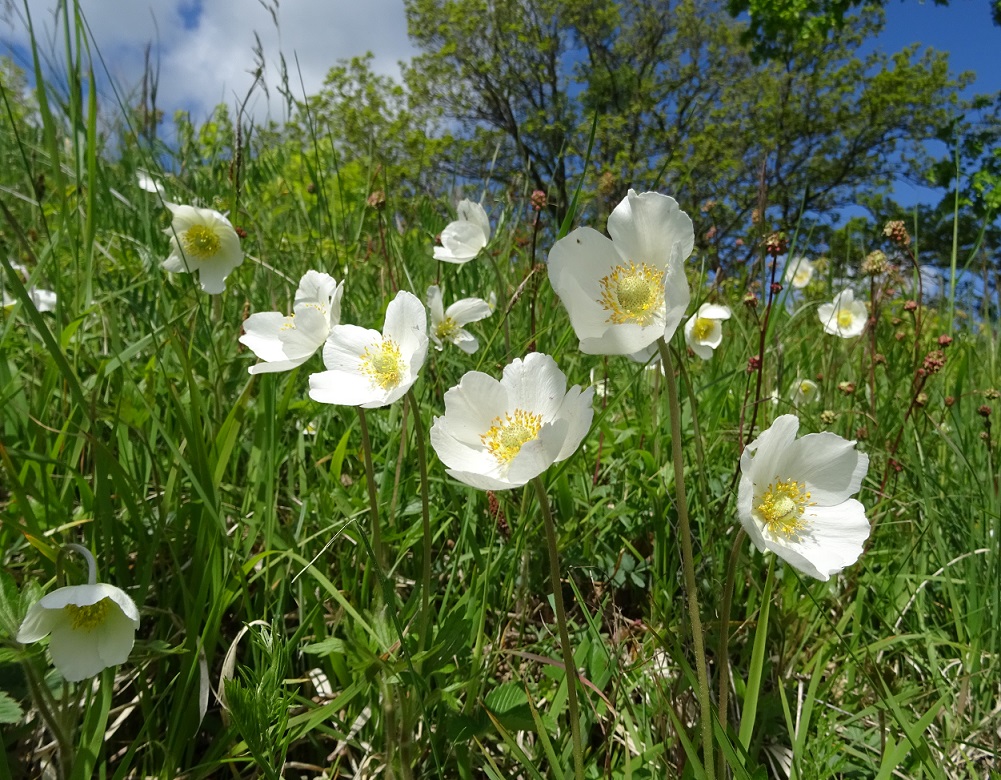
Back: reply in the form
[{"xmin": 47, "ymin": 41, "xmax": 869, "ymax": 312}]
[
  {"xmin": 532, "ymin": 476, "xmax": 585, "ymax": 780},
  {"xmin": 61, "ymin": 543, "xmax": 97, "ymax": 585},
  {"xmin": 357, "ymin": 407, "xmax": 383, "ymax": 570},
  {"xmin": 406, "ymin": 389, "xmax": 433, "ymax": 654},
  {"xmin": 657, "ymin": 337, "xmax": 714, "ymax": 777}
]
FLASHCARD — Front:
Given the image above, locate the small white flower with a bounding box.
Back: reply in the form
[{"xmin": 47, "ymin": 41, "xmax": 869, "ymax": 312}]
[
  {"xmin": 434, "ymin": 199, "xmax": 491, "ymax": 264},
  {"xmin": 17, "ymin": 582, "xmax": 140, "ymax": 682},
  {"xmin": 426, "ymin": 285, "xmax": 492, "ymax": 354},
  {"xmin": 792, "ymin": 378, "xmax": 819, "ymax": 405},
  {"xmin": 548, "ymin": 189, "xmax": 693, "ymax": 355},
  {"xmin": 240, "ymin": 271, "xmax": 344, "ymax": 374},
  {"xmin": 784, "ymin": 256, "xmax": 814, "ymax": 288},
  {"xmin": 162, "ymin": 203, "xmax": 244, "ymax": 294},
  {"xmin": 430, "ymin": 353, "xmax": 594, "ymax": 490},
  {"xmin": 684, "ymin": 303, "xmax": 731, "ymax": 359},
  {"xmin": 817, "ymin": 289, "xmax": 867, "ymax": 338},
  {"xmin": 2, "ymin": 286, "xmax": 57, "ymax": 312},
  {"xmin": 136, "ymin": 171, "xmax": 165, "ymax": 195},
  {"xmin": 738, "ymin": 414, "xmax": 870, "ymax": 581},
  {"xmin": 309, "ymin": 289, "xmax": 428, "ymax": 408}
]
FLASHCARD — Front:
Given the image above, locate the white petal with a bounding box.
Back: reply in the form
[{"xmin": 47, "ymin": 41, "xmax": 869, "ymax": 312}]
[
  {"xmin": 434, "ymin": 221, "xmax": 487, "ymax": 263},
  {"xmin": 197, "ymin": 262, "xmax": 231, "ymax": 294},
  {"xmin": 383, "ymin": 290, "xmax": 428, "ymax": 356},
  {"xmin": 438, "ymin": 372, "xmax": 509, "ymax": 448},
  {"xmin": 547, "ymin": 227, "xmax": 621, "ymax": 341},
  {"xmin": 446, "ymin": 297, "xmax": 493, "ymax": 325},
  {"xmin": 280, "ymin": 305, "xmax": 328, "ymax": 360},
  {"xmin": 785, "ymin": 433, "xmax": 868, "ymax": 505},
  {"xmin": 49, "ymin": 621, "xmax": 104, "ymax": 681},
  {"xmin": 697, "ymin": 303, "xmax": 731, "ymax": 321},
  {"xmin": 767, "ymin": 501, "xmax": 870, "ymax": 580},
  {"xmin": 322, "ymin": 325, "xmax": 380, "ymax": 371},
  {"xmin": 553, "ymin": 385, "xmax": 594, "ymax": 462},
  {"xmin": 17, "ymin": 601, "xmax": 61, "ymax": 643},
  {"xmin": 505, "ymin": 419, "xmax": 570, "ymax": 486},
  {"xmin": 240, "ymin": 312, "xmax": 289, "ymax": 362},
  {"xmin": 502, "ymin": 353, "xmax": 566, "ymax": 420},
  {"xmin": 453, "ymin": 330, "xmax": 479, "ymax": 354},
  {"xmin": 457, "ymin": 199, "xmax": 491, "ymax": 240},
  {"xmin": 426, "ymin": 285, "xmax": 445, "ymax": 324},
  {"xmin": 606, "ymin": 190, "xmax": 695, "ymax": 270},
  {"xmin": 444, "ymin": 467, "xmax": 517, "ymax": 491},
  {"xmin": 161, "ymin": 249, "xmax": 191, "ymax": 274},
  {"xmin": 742, "ymin": 414, "xmax": 800, "ymax": 485},
  {"xmin": 309, "ymin": 368, "xmax": 382, "ymax": 406}
]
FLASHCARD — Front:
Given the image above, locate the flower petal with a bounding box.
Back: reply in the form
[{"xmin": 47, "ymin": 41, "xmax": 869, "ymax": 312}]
[{"xmin": 606, "ymin": 190, "xmax": 694, "ymax": 270}]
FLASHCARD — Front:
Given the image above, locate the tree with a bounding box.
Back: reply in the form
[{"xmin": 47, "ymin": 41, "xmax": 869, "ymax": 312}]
[{"xmin": 404, "ymin": 0, "xmax": 966, "ymax": 265}]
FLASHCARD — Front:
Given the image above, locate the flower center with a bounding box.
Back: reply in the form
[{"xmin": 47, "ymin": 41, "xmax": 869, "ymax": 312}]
[
  {"xmin": 598, "ymin": 261, "xmax": 665, "ymax": 325},
  {"xmin": 361, "ymin": 339, "xmax": 406, "ymax": 390},
  {"xmin": 692, "ymin": 317, "xmax": 714, "ymax": 342},
  {"xmin": 435, "ymin": 316, "xmax": 460, "ymax": 343},
  {"xmin": 64, "ymin": 598, "xmax": 112, "ymax": 632},
  {"xmin": 837, "ymin": 310, "xmax": 854, "ymax": 329},
  {"xmin": 181, "ymin": 224, "xmax": 221, "ymax": 259},
  {"xmin": 481, "ymin": 409, "xmax": 543, "ymax": 464},
  {"xmin": 794, "ymin": 269, "xmax": 811, "ymax": 286},
  {"xmin": 755, "ymin": 479, "xmax": 812, "ymax": 539},
  {"xmin": 280, "ymin": 314, "xmax": 296, "ymax": 331}
]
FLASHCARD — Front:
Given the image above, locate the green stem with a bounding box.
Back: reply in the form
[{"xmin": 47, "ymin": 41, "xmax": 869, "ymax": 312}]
[
  {"xmin": 406, "ymin": 389, "xmax": 433, "ymax": 654},
  {"xmin": 657, "ymin": 337, "xmax": 714, "ymax": 777},
  {"xmin": 532, "ymin": 476, "xmax": 585, "ymax": 780},
  {"xmin": 738, "ymin": 556, "xmax": 774, "ymax": 751},
  {"xmin": 716, "ymin": 528, "xmax": 746, "ymax": 779},
  {"xmin": 357, "ymin": 408, "xmax": 383, "ymax": 570}
]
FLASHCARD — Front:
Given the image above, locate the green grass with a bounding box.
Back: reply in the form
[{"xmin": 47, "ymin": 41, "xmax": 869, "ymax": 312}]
[{"xmin": 1, "ymin": 15, "xmax": 1000, "ymax": 780}]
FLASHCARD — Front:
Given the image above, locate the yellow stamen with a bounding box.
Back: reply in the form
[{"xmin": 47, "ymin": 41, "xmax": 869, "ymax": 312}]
[
  {"xmin": 280, "ymin": 314, "xmax": 296, "ymax": 331},
  {"xmin": 361, "ymin": 339, "xmax": 406, "ymax": 390},
  {"xmin": 597, "ymin": 261, "xmax": 665, "ymax": 325},
  {"xmin": 64, "ymin": 599, "xmax": 112, "ymax": 632},
  {"xmin": 692, "ymin": 317, "xmax": 714, "ymax": 342},
  {"xmin": 755, "ymin": 479, "xmax": 813, "ymax": 538},
  {"xmin": 181, "ymin": 224, "xmax": 221, "ymax": 259},
  {"xmin": 837, "ymin": 310, "xmax": 854, "ymax": 329},
  {"xmin": 435, "ymin": 316, "xmax": 460, "ymax": 343},
  {"xmin": 481, "ymin": 409, "xmax": 543, "ymax": 464}
]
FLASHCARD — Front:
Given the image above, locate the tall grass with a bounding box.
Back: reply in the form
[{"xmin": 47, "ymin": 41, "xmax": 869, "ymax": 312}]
[{"xmin": 1, "ymin": 7, "xmax": 999, "ymax": 779}]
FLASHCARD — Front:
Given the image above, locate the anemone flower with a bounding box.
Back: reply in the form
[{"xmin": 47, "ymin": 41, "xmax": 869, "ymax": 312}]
[
  {"xmin": 240, "ymin": 271, "xmax": 344, "ymax": 374},
  {"xmin": 434, "ymin": 199, "xmax": 491, "ymax": 264},
  {"xmin": 792, "ymin": 378, "xmax": 819, "ymax": 405},
  {"xmin": 738, "ymin": 414, "xmax": 870, "ymax": 581},
  {"xmin": 17, "ymin": 548, "xmax": 140, "ymax": 683},
  {"xmin": 426, "ymin": 285, "xmax": 493, "ymax": 354},
  {"xmin": 547, "ymin": 189, "xmax": 693, "ymax": 355},
  {"xmin": 430, "ymin": 352, "xmax": 594, "ymax": 490},
  {"xmin": 162, "ymin": 203, "xmax": 244, "ymax": 294},
  {"xmin": 818, "ymin": 289, "xmax": 867, "ymax": 338},
  {"xmin": 684, "ymin": 302, "xmax": 731, "ymax": 359},
  {"xmin": 309, "ymin": 289, "xmax": 428, "ymax": 408},
  {"xmin": 784, "ymin": 256, "xmax": 814, "ymax": 289}
]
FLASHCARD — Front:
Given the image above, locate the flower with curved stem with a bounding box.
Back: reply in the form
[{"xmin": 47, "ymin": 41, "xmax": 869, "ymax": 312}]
[
  {"xmin": 784, "ymin": 256, "xmax": 814, "ymax": 288},
  {"xmin": 434, "ymin": 199, "xmax": 491, "ymax": 264},
  {"xmin": 818, "ymin": 289, "xmax": 867, "ymax": 338},
  {"xmin": 17, "ymin": 545, "xmax": 140, "ymax": 682},
  {"xmin": 684, "ymin": 302, "xmax": 731, "ymax": 359},
  {"xmin": 162, "ymin": 203, "xmax": 244, "ymax": 294},
  {"xmin": 547, "ymin": 189, "xmax": 693, "ymax": 355},
  {"xmin": 309, "ymin": 289, "xmax": 428, "ymax": 408},
  {"xmin": 426, "ymin": 285, "xmax": 493, "ymax": 354},
  {"xmin": 240, "ymin": 271, "xmax": 344, "ymax": 374},
  {"xmin": 792, "ymin": 378, "xmax": 819, "ymax": 405},
  {"xmin": 430, "ymin": 352, "xmax": 594, "ymax": 490},
  {"xmin": 738, "ymin": 414, "xmax": 870, "ymax": 581}
]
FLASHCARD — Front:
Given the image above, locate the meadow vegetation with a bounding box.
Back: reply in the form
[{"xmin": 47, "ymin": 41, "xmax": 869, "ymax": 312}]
[{"xmin": 1, "ymin": 1, "xmax": 1000, "ymax": 778}]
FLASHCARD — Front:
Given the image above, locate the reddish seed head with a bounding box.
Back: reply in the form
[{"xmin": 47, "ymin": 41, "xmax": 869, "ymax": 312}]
[
  {"xmin": 747, "ymin": 355, "xmax": 762, "ymax": 373},
  {"xmin": 904, "ymin": 300, "xmax": 918, "ymax": 312},
  {"xmin": 938, "ymin": 334, "xmax": 953, "ymax": 348},
  {"xmin": 978, "ymin": 405, "xmax": 992, "ymax": 418}
]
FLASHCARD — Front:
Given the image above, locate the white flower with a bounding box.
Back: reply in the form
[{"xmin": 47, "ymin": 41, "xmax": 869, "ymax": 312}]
[
  {"xmin": 137, "ymin": 171, "xmax": 165, "ymax": 195},
  {"xmin": 784, "ymin": 256, "xmax": 814, "ymax": 288},
  {"xmin": 684, "ymin": 303, "xmax": 731, "ymax": 359},
  {"xmin": 240, "ymin": 271, "xmax": 344, "ymax": 374},
  {"xmin": 738, "ymin": 414, "xmax": 870, "ymax": 581},
  {"xmin": 426, "ymin": 285, "xmax": 492, "ymax": 354},
  {"xmin": 433, "ymin": 199, "xmax": 491, "ymax": 264},
  {"xmin": 17, "ymin": 582, "xmax": 140, "ymax": 682},
  {"xmin": 818, "ymin": 289, "xmax": 867, "ymax": 338},
  {"xmin": 430, "ymin": 353, "xmax": 594, "ymax": 491},
  {"xmin": 792, "ymin": 378, "xmax": 819, "ymax": 405},
  {"xmin": 309, "ymin": 289, "xmax": 428, "ymax": 408},
  {"xmin": 2, "ymin": 286, "xmax": 57, "ymax": 313},
  {"xmin": 162, "ymin": 203, "xmax": 244, "ymax": 294},
  {"xmin": 547, "ymin": 189, "xmax": 693, "ymax": 355}
]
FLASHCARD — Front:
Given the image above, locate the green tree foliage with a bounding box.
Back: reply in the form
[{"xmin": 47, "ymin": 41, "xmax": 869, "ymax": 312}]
[{"xmin": 404, "ymin": 0, "xmax": 966, "ymax": 263}]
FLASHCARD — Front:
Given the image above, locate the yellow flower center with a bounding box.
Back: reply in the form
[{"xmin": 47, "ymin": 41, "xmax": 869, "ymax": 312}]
[
  {"xmin": 64, "ymin": 598, "xmax": 112, "ymax": 632},
  {"xmin": 280, "ymin": 314, "xmax": 296, "ymax": 331},
  {"xmin": 598, "ymin": 261, "xmax": 665, "ymax": 325},
  {"xmin": 755, "ymin": 479, "xmax": 812, "ymax": 539},
  {"xmin": 181, "ymin": 224, "xmax": 221, "ymax": 259},
  {"xmin": 794, "ymin": 269, "xmax": 811, "ymax": 286},
  {"xmin": 692, "ymin": 317, "xmax": 714, "ymax": 342},
  {"xmin": 435, "ymin": 316, "xmax": 460, "ymax": 343},
  {"xmin": 837, "ymin": 310, "xmax": 855, "ymax": 329},
  {"xmin": 481, "ymin": 409, "xmax": 543, "ymax": 464},
  {"xmin": 361, "ymin": 339, "xmax": 406, "ymax": 390}
]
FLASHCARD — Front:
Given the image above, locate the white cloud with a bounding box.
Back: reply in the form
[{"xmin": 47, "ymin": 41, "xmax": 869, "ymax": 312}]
[{"xmin": 3, "ymin": 0, "xmax": 417, "ymax": 125}]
